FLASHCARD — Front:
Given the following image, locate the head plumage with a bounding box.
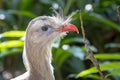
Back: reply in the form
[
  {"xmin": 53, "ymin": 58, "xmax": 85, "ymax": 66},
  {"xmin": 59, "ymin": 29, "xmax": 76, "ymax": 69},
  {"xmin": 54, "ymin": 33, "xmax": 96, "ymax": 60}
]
[{"xmin": 52, "ymin": 9, "xmax": 79, "ymax": 25}]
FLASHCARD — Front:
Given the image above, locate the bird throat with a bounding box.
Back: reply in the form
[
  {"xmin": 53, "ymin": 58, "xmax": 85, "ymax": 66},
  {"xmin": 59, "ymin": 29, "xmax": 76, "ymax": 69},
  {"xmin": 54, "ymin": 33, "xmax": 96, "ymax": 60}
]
[{"xmin": 24, "ymin": 39, "xmax": 55, "ymax": 80}]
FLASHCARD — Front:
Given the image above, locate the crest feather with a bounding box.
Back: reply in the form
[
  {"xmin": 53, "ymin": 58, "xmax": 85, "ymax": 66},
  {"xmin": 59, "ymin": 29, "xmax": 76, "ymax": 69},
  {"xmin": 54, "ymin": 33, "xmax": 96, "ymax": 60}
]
[{"xmin": 52, "ymin": 9, "xmax": 79, "ymax": 24}]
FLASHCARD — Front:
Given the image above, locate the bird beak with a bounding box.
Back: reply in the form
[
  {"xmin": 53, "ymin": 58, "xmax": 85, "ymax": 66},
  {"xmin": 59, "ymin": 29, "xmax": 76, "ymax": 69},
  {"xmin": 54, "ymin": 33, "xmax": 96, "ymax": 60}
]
[{"xmin": 58, "ymin": 23, "xmax": 79, "ymax": 34}]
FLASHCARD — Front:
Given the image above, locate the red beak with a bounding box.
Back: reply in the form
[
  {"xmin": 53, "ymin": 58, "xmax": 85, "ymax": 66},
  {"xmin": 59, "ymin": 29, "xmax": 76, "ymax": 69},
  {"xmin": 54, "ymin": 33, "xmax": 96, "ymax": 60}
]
[{"xmin": 58, "ymin": 24, "xmax": 79, "ymax": 33}]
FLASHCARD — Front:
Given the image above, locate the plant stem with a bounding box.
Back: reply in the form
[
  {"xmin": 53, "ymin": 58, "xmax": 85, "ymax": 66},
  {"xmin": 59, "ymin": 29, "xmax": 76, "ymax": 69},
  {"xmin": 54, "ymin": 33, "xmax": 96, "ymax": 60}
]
[{"xmin": 79, "ymin": 11, "xmax": 105, "ymax": 80}]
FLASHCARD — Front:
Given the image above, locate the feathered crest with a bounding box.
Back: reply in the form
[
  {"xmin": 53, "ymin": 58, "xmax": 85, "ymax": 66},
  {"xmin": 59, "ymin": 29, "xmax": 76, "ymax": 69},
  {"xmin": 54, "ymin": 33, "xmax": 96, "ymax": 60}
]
[{"xmin": 52, "ymin": 8, "xmax": 79, "ymax": 24}]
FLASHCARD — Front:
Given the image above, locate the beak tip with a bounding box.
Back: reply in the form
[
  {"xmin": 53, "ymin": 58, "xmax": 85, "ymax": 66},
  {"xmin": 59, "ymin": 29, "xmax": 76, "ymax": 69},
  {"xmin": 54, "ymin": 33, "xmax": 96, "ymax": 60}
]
[
  {"xmin": 77, "ymin": 30, "xmax": 79, "ymax": 34},
  {"xmin": 64, "ymin": 23, "xmax": 79, "ymax": 33}
]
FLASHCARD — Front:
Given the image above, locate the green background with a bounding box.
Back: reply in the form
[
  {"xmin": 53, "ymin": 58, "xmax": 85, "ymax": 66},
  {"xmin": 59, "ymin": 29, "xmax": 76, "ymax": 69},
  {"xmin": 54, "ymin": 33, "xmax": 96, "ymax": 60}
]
[{"xmin": 0, "ymin": 0, "xmax": 120, "ymax": 80}]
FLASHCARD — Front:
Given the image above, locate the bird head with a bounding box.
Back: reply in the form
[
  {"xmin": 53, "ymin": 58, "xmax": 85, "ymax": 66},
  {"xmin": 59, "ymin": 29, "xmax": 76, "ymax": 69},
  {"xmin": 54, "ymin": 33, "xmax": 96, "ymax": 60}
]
[{"xmin": 26, "ymin": 15, "xmax": 79, "ymax": 46}]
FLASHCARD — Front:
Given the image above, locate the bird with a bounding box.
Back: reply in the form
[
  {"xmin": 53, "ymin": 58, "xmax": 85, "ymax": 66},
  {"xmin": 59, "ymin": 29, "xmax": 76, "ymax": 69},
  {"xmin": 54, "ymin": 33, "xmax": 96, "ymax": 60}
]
[{"xmin": 11, "ymin": 12, "xmax": 79, "ymax": 80}]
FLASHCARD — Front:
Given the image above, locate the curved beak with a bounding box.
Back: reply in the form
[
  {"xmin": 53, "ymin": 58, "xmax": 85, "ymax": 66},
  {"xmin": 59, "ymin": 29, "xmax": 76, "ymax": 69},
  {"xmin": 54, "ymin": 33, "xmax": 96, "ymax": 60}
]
[{"xmin": 58, "ymin": 23, "xmax": 79, "ymax": 34}]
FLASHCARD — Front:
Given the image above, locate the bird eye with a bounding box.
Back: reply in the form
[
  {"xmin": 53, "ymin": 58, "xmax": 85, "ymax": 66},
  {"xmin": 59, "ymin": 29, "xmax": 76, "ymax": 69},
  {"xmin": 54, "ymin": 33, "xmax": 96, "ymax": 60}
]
[
  {"xmin": 40, "ymin": 25, "xmax": 53, "ymax": 34},
  {"xmin": 41, "ymin": 25, "xmax": 49, "ymax": 31}
]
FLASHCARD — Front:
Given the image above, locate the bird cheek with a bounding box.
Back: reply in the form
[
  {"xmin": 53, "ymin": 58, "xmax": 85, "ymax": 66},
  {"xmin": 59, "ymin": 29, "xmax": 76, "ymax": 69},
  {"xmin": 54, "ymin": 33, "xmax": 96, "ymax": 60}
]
[
  {"xmin": 29, "ymin": 33, "xmax": 42, "ymax": 44},
  {"xmin": 45, "ymin": 30, "xmax": 54, "ymax": 35}
]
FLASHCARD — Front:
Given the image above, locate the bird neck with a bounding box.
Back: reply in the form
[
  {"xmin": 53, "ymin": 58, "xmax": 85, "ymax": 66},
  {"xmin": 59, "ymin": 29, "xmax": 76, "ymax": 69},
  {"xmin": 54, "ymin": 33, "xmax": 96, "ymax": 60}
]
[{"xmin": 24, "ymin": 41, "xmax": 54, "ymax": 80}]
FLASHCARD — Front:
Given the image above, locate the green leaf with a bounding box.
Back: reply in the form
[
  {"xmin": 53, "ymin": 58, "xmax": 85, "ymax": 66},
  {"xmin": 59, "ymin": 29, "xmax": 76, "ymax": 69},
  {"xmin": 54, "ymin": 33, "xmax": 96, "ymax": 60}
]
[
  {"xmin": 61, "ymin": 37, "xmax": 89, "ymax": 45},
  {"xmin": 106, "ymin": 69, "xmax": 120, "ymax": 78},
  {"xmin": 82, "ymin": 74, "xmax": 101, "ymax": 80},
  {"xmin": 76, "ymin": 62, "xmax": 120, "ymax": 78},
  {"xmin": 0, "ymin": 48, "xmax": 23, "ymax": 58},
  {"xmin": 0, "ymin": 20, "xmax": 11, "ymax": 28},
  {"xmin": 94, "ymin": 53, "xmax": 120, "ymax": 60},
  {"xmin": 8, "ymin": 10, "xmax": 36, "ymax": 18},
  {"xmin": 66, "ymin": 57, "xmax": 85, "ymax": 73},
  {"xmin": 0, "ymin": 10, "xmax": 17, "ymax": 26},
  {"xmin": 20, "ymin": 0, "xmax": 36, "ymax": 10},
  {"xmin": 72, "ymin": 11, "xmax": 120, "ymax": 31},
  {"xmin": 52, "ymin": 48, "xmax": 72, "ymax": 68},
  {"xmin": 0, "ymin": 40, "xmax": 24, "ymax": 52},
  {"xmin": 0, "ymin": 31, "xmax": 25, "ymax": 38},
  {"xmin": 82, "ymin": 12, "xmax": 120, "ymax": 31}
]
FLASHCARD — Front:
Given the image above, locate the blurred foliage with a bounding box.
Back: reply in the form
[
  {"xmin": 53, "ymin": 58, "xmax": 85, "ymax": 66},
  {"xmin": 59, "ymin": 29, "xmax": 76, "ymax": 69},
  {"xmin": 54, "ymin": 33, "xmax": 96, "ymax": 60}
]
[{"xmin": 0, "ymin": 0, "xmax": 120, "ymax": 80}]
